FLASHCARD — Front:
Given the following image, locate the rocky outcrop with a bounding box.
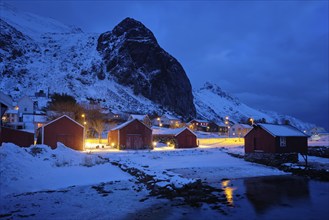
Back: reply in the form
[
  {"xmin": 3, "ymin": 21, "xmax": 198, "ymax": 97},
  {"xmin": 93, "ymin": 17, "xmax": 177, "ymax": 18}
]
[{"xmin": 97, "ymin": 17, "xmax": 196, "ymax": 119}]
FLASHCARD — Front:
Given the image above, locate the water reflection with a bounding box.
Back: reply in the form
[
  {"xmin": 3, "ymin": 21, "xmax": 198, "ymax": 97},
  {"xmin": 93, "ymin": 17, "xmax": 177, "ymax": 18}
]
[
  {"xmin": 221, "ymin": 179, "xmax": 236, "ymax": 206},
  {"xmin": 244, "ymin": 175, "xmax": 310, "ymax": 214}
]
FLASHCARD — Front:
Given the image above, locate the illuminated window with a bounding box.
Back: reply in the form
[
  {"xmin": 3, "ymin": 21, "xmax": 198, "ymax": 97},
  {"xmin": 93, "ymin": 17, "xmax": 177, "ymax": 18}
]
[{"xmin": 280, "ymin": 137, "xmax": 286, "ymax": 147}]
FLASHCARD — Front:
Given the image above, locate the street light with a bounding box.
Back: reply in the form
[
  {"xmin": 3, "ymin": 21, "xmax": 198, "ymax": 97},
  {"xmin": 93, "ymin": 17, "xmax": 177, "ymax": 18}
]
[{"xmin": 250, "ymin": 118, "xmax": 254, "ymax": 125}]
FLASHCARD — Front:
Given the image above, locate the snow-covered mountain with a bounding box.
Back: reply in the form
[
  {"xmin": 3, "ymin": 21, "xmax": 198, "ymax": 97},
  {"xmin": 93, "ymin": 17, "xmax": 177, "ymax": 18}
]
[
  {"xmin": 194, "ymin": 82, "xmax": 315, "ymax": 131},
  {"xmin": 0, "ymin": 3, "xmax": 315, "ymax": 130}
]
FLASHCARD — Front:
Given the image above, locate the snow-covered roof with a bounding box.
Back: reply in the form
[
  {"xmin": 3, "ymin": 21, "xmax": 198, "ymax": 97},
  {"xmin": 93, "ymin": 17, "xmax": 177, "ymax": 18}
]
[
  {"xmin": 190, "ymin": 119, "xmax": 209, "ymax": 123},
  {"xmin": 5, "ymin": 109, "xmax": 18, "ymax": 114},
  {"xmin": 111, "ymin": 119, "xmax": 151, "ymax": 131},
  {"xmin": 152, "ymin": 127, "xmax": 196, "ymax": 137},
  {"xmin": 233, "ymin": 124, "xmax": 252, "ymax": 129},
  {"xmin": 43, "ymin": 115, "xmax": 83, "ymax": 128},
  {"xmin": 129, "ymin": 114, "xmax": 148, "ymax": 120},
  {"xmin": 162, "ymin": 114, "xmax": 180, "ymax": 120},
  {"xmin": 257, "ymin": 123, "xmax": 308, "ymax": 137},
  {"xmin": 0, "ymin": 91, "xmax": 13, "ymax": 107}
]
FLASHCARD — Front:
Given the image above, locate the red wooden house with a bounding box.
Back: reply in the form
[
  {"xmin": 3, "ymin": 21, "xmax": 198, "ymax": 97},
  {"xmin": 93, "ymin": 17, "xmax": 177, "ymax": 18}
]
[
  {"xmin": 108, "ymin": 119, "xmax": 152, "ymax": 150},
  {"xmin": 0, "ymin": 127, "xmax": 34, "ymax": 147},
  {"xmin": 38, "ymin": 115, "xmax": 84, "ymax": 151},
  {"xmin": 245, "ymin": 123, "xmax": 308, "ymax": 154},
  {"xmin": 153, "ymin": 127, "xmax": 198, "ymax": 148}
]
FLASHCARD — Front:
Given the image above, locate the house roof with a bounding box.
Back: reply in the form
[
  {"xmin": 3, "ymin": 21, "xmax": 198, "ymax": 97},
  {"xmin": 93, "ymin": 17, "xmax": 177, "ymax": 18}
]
[
  {"xmin": 233, "ymin": 123, "xmax": 252, "ymax": 129},
  {"xmin": 43, "ymin": 115, "xmax": 84, "ymax": 128},
  {"xmin": 257, "ymin": 123, "xmax": 308, "ymax": 137},
  {"xmin": 5, "ymin": 109, "xmax": 18, "ymax": 114},
  {"xmin": 111, "ymin": 119, "xmax": 151, "ymax": 131},
  {"xmin": 0, "ymin": 91, "xmax": 13, "ymax": 107},
  {"xmin": 129, "ymin": 114, "xmax": 148, "ymax": 121},
  {"xmin": 189, "ymin": 119, "xmax": 209, "ymax": 123},
  {"xmin": 162, "ymin": 113, "xmax": 180, "ymax": 120},
  {"xmin": 152, "ymin": 127, "xmax": 196, "ymax": 137}
]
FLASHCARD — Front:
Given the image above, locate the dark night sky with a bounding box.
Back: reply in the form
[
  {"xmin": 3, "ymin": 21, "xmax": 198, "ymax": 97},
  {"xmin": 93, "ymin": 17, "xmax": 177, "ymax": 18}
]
[{"xmin": 4, "ymin": 0, "xmax": 329, "ymax": 130}]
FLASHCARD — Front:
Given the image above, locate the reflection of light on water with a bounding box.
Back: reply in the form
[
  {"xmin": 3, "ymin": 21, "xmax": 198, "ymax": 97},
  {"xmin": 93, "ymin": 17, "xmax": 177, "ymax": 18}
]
[{"xmin": 221, "ymin": 180, "xmax": 236, "ymax": 206}]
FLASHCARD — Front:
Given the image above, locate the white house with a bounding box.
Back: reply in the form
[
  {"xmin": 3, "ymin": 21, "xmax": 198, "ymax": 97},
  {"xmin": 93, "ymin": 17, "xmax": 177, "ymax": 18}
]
[{"xmin": 229, "ymin": 123, "xmax": 253, "ymax": 137}]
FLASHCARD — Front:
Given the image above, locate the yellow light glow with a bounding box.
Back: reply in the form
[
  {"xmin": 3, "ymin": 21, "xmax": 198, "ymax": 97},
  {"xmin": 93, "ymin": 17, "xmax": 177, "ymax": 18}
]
[
  {"xmin": 159, "ymin": 123, "xmax": 163, "ymax": 127},
  {"xmin": 153, "ymin": 141, "xmax": 157, "ymax": 147},
  {"xmin": 166, "ymin": 142, "xmax": 170, "ymax": 146},
  {"xmin": 83, "ymin": 121, "xmax": 87, "ymax": 125},
  {"xmin": 157, "ymin": 117, "xmax": 160, "ymax": 121},
  {"xmin": 111, "ymin": 143, "xmax": 115, "ymax": 147},
  {"xmin": 82, "ymin": 114, "xmax": 85, "ymax": 118},
  {"xmin": 14, "ymin": 106, "xmax": 19, "ymax": 110},
  {"xmin": 221, "ymin": 180, "xmax": 235, "ymax": 206}
]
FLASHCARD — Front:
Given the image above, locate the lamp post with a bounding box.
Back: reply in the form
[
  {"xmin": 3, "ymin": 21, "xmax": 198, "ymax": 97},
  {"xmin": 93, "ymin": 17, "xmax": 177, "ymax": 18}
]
[
  {"xmin": 225, "ymin": 116, "xmax": 229, "ymax": 138},
  {"xmin": 82, "ymin": 114, "xmax": 86, "ymax": 149}
]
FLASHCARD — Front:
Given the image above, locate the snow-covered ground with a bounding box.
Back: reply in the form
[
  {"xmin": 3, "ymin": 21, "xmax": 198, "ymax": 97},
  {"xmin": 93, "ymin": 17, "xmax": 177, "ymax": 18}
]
[{"xmin": 1, "ymin": 142, "xmax": 329, "ymax": 219}]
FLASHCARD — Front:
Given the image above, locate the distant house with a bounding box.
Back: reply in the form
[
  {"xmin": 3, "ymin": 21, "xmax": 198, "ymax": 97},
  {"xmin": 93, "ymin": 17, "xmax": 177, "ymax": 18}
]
[
  {"xmin": 155, "ymin": 114, "xmax": 181, "ymax": 128},
  {"xmin": 2, "ymin": 108, "xmax": 23, "ymax": 129},
  {"xmin": 245, "ymin": 123, "xmax": 308, "ymax": 154},
  {"xmin": 217, "ymin": 123, "xmax": 229, "ymax": 135},
  {"xmin": 108, "ymin": 119, "xmax": 152, "ymax": 150},
  {"xmin": 38, "ymin": 115, "xmax": 84, "ymax": 151},
  {"xmin": 17, "ymin": 96, "xmax": 34, "ymax": 115},
  {"xmin": 128, "ymin": 114, "xmax": 152, "ymax": 127},
  {"xmin": 229, "ymin": 124, "xmax": 252, "ymax": 137},
  {"xmin": 153, "ymin": 127, "xmax": 198, "ymax": 148},
  {"xmin": 188, "ymin": 119, "xmax": 209, "ymax": 131}
]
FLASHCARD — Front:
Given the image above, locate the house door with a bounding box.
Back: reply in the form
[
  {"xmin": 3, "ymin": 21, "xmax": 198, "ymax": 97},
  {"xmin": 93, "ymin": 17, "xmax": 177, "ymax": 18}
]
[{"xmin": 126, "ymin": 134, "xmax": 143, "ymax": 149}]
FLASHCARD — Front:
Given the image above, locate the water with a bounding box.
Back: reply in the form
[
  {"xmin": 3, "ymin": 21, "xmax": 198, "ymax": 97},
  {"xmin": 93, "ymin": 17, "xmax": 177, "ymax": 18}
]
[
  {"xmin": 129, "ymin": 175, "xmax": 329, "ymax": 219},
  {"xmin": 210, "ymin": 175, "xmax": 329, "ymax": 219}
]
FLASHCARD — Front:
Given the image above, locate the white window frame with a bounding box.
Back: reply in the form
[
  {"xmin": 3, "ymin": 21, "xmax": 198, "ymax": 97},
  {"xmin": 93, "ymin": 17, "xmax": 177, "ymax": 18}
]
[{"xmin": 280, "ymin": 137, "xmax": 286, "ymax": 147}]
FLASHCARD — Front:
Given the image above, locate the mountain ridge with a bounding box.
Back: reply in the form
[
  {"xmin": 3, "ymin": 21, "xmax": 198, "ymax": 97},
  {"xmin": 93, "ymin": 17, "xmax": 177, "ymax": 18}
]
[{"xmin": 0, "ymin": 4, "xmax": 315, "ymax": 130}]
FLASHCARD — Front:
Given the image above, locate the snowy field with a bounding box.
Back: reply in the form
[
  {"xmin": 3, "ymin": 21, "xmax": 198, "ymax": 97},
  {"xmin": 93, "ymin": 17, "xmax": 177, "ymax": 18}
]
[{"xmin": 1, "ymin": 142, "xmax": 329, "ymax": 219}]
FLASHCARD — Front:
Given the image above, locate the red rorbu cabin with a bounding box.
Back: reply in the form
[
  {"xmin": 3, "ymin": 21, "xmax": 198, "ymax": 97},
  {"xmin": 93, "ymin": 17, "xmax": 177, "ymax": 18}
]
[
  {"xmin": 39, "ymin": 115, "xmax": 84, "ymax": 151},
  {"xmin": 245, "ymin": 123, "xmax": 308, "ymax": 154},
  {"xmin": 108, "ymin": 119, "xmax": 152, "ymax": 150},
  {"xmin": 152, "ymin": 127, "xmax": 198, "ymax": 148}
]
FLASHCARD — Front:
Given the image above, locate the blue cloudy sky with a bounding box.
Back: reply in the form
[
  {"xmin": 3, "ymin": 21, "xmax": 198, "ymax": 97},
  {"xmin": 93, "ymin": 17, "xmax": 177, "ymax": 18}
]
[{"xmin": 4, "ymin": 0, "xmax": 329, "ymax": 130}]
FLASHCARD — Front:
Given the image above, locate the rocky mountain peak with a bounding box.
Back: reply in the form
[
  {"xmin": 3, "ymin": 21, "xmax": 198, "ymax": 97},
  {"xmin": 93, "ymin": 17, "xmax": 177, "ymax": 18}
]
[
  {"xmin": 111, "ymin": 17, "xmax": 156, "ymax": 41},
  {"xmin": 97, "ymin": 17, "xmax": 196, "ymax": 119}
]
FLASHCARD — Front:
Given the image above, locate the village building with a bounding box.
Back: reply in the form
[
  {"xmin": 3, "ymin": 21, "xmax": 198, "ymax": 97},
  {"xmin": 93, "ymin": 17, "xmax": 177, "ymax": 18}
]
[
  {"xmin": 229, "ymin": 123, "xmax": 252, "ymax": 137},
  {"xmin": 0, "ymin": 126, "xmax": 34, "ymax": 147},
  {"xmin": 218, "ymin": 122, "xmax": 229, "ymax": 135},
  {"xmin": 244, "ymin": 123, "xmax": 308, "ymax": 165},
  {"xmin": 154, "ymin": 114, "xmax": 182, "ymax": 128},
  {"xmin": 152, "ymin": 127, "xmax": 198, "ymax": 148},
  {"xmin": 188, "ymin": 119, "xmax": 209, "ymax": 131},
  {"xmin": 128, "ymin": 114, "xmax": 152, "ymax": 127},
  {"xmin": 17, "ymin": 96, "xmax": 34, "ymax": 115},
  {"xmin": 38, "ymin": 115, "xmax": 84, "ymax": 151},
  {"xmin": 108, "ymin": 119, "xmax": 152, "ymax": 150}
]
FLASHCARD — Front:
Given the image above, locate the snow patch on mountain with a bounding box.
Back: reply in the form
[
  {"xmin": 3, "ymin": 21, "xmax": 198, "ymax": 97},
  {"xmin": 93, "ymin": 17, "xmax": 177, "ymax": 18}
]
[{"xmin": 0, "ymin": 2, "xmax": 81, "ymax": 41}]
